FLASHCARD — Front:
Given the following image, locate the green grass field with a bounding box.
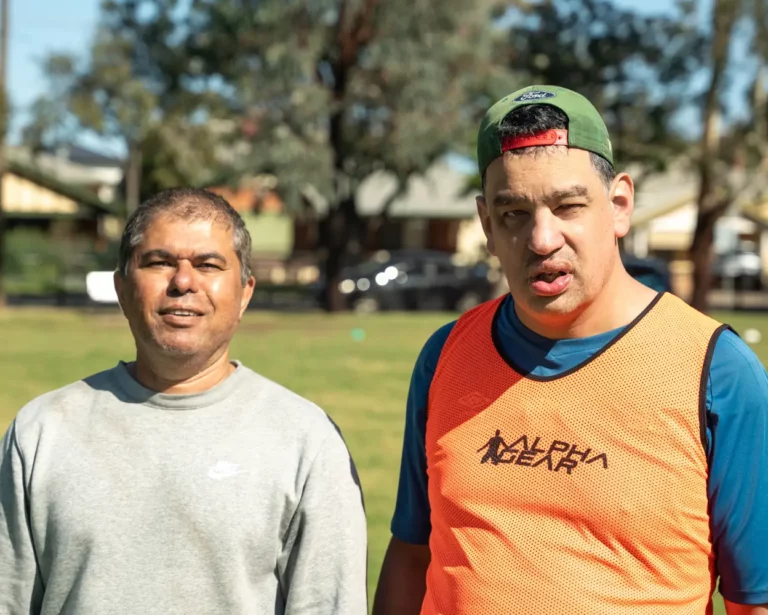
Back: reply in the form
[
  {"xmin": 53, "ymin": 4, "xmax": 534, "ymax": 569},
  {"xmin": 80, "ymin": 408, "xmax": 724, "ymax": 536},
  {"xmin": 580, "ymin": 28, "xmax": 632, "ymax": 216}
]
[{"xmin": 3, "ymin": 307, "xmax": 766, "ymax": 613}]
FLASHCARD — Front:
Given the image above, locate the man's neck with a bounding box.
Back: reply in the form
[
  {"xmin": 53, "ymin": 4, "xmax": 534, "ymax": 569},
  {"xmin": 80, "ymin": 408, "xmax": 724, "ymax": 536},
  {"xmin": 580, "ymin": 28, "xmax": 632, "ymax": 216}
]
[
  {"xmin": 516, "ymin": 274, "xmax": 659, "ymax": 340},
  {"xmin": 130, "ymin": 349, "xmax": 236, "ymax": 394}
]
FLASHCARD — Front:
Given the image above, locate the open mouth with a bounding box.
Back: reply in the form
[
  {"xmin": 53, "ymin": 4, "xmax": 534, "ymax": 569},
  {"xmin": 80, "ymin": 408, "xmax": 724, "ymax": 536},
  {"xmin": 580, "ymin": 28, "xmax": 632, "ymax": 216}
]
[
  {"xmin": 529, "ymin": 268, "xmax": 573, "ymax": 296},
  {"xmin": 159, "ymin": 309, "xmax": 203, "ymax": 318},
  {"xmin": 533, "ymin": 271, "xmax": 568, "ymax": 283}
]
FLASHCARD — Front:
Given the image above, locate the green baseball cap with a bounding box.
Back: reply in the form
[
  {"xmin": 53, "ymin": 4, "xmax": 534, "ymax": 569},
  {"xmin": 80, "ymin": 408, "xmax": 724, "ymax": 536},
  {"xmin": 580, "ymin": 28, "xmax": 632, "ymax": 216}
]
[{"xmin": 477, "ymin": 85, "xmax": 613, "ymax": 177}]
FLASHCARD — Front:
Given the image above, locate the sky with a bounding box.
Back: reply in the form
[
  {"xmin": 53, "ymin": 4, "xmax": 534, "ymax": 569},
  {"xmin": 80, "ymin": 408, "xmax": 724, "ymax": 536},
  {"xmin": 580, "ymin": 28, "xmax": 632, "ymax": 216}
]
[
  {"xmin": 6, "ymin": 0, "xmax": 725, "ymax": 156},
  {"xmin": 10, "ymin": 0, "xmax": 101, "ymax": 141}
]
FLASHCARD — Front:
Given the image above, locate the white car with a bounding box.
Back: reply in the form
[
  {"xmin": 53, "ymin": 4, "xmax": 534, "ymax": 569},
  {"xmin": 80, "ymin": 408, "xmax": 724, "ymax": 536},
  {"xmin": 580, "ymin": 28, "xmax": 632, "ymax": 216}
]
[{"xmin": 712, "ymin": 251, "xmax": 763, "ymax": 289}]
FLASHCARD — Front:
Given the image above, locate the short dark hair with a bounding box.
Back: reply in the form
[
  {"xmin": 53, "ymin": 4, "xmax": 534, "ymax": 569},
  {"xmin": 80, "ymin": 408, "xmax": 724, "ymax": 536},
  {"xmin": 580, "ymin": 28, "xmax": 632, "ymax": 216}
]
[
  {"xmin": 482, "ymin": 104, "xmax": 616, "ymax": 189},
  {"xmin": 117, "ymin": 187, "xmax": 253, "ymax": 285}
]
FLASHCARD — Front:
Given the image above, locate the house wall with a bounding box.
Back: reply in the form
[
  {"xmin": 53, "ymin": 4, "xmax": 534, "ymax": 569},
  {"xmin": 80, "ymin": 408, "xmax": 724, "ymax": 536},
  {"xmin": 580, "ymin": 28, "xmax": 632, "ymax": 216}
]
[
  {"xmin": 426, "ymin": 220, "xmax": 461, "ymax": 252},
  {"xmin": 292, "ymin": 215, "xmax": 486, "ymax": 263},
  {"xmin": 761, "ymin": 231, "xmax": 768, "ymax": 282},
  {"xmin": 456, "ymin": 217, "xmax": 488, "ymax": 262},
  {"xmin": 2, "ymin": 173, "xmax": 79, "ymax": 215},
  {"xmin": 242, "ymin": 213, "xmax": 293, "ymax": 259},
  {"xmin": 293, "ymin": 218, "xmax": 318, "ymax": 253},
  {"xmin": 363, "ymin": 218, "xmax": 465, "ymax": 254},
  {"xmin": 630, "ymin": 204, "xmax": 760, "ymax": 257},
  {"xmin": 626, "ymin": 206, "xmax": 766, "ymax": 295}
]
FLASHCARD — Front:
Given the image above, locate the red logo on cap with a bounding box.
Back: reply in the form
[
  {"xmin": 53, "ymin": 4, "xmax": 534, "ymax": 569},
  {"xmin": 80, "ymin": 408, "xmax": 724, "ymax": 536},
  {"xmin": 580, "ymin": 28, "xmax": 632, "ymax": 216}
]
[{"xmin": 501, "ymin": 129, "xmax": 568, "ymax": 152}]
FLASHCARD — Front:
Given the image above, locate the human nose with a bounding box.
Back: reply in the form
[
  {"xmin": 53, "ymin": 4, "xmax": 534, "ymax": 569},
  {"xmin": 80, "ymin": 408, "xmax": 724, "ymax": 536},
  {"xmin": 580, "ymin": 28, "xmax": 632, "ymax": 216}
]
[
  {"xmin": 527, "ymin": 209, "xmax": 565, "ymax": 256},
  {"xmin": 168, "ymin": 260, "xmax": 199, "ymax": 295}
]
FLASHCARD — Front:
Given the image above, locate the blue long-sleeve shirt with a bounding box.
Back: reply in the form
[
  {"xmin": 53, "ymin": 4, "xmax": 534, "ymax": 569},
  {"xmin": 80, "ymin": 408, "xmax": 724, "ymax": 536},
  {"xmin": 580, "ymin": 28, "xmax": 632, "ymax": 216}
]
[{"xmin": 392, "ymin": 294, "xmax": 768, "ymax": 605}]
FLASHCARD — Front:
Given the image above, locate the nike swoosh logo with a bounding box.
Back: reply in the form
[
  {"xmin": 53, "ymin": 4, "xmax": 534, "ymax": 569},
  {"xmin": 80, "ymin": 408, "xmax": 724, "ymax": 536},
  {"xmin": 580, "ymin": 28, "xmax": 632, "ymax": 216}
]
[
  {"xmin": 207, "ymin": 462, "xmax": 244, "ymax": 481},
  {"xmin": 208, "ymin": 468, "xmax": 243, "ymax": 480}
]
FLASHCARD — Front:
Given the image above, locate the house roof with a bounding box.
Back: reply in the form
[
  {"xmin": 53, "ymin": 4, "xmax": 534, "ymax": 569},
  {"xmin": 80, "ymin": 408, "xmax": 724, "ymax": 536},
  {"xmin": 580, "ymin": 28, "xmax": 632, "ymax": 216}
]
[
  {"xmin": 630, "ymin": 168, "xmax": 699, "ymax": 228},
  {"xmin": 210, "ymin": 159, "xmax": 708, "ymax": 224},
  {"xmin": 358, "ymin": 163, "xmax": 706, "ymax": 223},
  {"xmin": 356, "ymin": 163, "xmax": 477, "ymax": 219},
  {"xmin": 205, "ymin": 178, "xmax": 284, "ymax": 215},
  {"xmin": 631, "ymin": 193, "xmax": 697, "ymax": 228},
  {"xmin": 204, "ymin": 162, "xmax": 479, "ymax": 220},
  {"xmin": 6, "ymin": 160, "xmax": 121, "ymax": 216},
  {"xmin": 55, "ymin": 145, "xmax": 125, "ymax": 168},
  {"xmin": 742, "ymin": 200, "xmax": 768, "ymax": 227}
]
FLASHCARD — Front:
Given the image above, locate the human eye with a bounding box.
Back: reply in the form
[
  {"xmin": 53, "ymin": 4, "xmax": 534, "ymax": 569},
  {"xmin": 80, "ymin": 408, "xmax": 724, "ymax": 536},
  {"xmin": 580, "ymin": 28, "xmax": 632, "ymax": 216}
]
[
  {"xmin": 558, "ymin": 202, "xmax": 586, "ymax": 214},
  {"xmin": 501, "ymin": 209, "xmax": 529, "ymax": 220}
]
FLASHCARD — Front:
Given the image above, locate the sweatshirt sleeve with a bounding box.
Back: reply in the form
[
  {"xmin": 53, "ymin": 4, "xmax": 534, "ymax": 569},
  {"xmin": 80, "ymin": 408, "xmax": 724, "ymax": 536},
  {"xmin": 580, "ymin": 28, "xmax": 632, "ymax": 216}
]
[
  {"xmin": 0, "ymin": 420, "xmax": 44, "ymax": 615},
  {"xmin": 278, "ymin": 420, "xmax": 368, "ymax": 615}
]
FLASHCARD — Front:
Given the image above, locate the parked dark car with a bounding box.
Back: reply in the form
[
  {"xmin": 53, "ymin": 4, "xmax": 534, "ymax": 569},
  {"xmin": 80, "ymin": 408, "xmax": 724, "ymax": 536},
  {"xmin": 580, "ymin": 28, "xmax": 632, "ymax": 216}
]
[
  {"xmin": 621, "ymin": 253, "xmax": 672, "ymax": 293},
  {"xmin": 318, "ymin": 250, "xmax": 497, "ymax": 313},
  {"xmin": 313, "ymin": 250, "xmax": 672, "ymax": 313}
]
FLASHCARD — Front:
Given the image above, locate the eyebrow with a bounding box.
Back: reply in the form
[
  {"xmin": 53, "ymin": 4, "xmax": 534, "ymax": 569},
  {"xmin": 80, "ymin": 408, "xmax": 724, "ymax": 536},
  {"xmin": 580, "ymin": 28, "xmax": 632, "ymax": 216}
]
[
  {"xmin": 550, "ymin": 186, "xmax": 589, "ymax": 200},
  {"xmin": 138, "ymin": 250, "xmax": 228, "ymax": 264},
  {"xmin": 139, "ymin": 249, "xmax": 174, "ymax": 262},
  {"xmin": 195, "ymin": 252, "xmax": 228, "ymax": 264},
  {"xmin": 492, "ymin": 185, "xmax": 590, "ymax": 207}
]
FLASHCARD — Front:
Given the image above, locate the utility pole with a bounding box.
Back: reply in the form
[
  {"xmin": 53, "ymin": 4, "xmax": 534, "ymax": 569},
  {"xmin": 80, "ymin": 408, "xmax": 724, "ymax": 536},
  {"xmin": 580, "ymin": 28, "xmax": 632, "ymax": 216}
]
[{"xmin": 0, "ymin": 0, "xmax": 8, "ymax": 308}]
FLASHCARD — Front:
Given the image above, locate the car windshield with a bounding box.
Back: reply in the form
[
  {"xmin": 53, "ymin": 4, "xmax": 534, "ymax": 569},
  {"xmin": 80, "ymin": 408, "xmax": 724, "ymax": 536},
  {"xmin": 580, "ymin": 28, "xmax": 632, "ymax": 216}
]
[{"xmin": 343, "ymin": 260, "xmax": 389, "ymax": 277}]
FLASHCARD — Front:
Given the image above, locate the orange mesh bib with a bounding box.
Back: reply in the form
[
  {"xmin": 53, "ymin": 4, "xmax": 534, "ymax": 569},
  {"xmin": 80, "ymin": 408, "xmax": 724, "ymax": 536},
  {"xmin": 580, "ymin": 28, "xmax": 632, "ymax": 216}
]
[{"xmin": 423, "ymin": 293, "xmax": 727, "ymax": 615}]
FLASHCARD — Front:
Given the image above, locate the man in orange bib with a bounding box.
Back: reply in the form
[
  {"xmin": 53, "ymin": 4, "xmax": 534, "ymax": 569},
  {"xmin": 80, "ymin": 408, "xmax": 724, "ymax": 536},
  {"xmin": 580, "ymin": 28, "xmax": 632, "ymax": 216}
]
[{"xmin": 373, "ymin": 86, "xmax": 768, "ymax": 615}]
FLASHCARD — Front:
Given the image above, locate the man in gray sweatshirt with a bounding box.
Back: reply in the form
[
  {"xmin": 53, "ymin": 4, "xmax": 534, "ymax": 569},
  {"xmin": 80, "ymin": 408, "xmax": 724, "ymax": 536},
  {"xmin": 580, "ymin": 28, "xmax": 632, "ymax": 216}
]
[{"xmin": 0, "ymin": 187, "xmax": 368, "ymax": 615}]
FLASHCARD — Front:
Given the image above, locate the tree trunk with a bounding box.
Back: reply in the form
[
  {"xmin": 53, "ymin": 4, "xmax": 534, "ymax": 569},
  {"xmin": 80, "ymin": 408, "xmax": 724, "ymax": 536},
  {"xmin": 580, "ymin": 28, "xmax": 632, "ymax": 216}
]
[
  {"xmin": 689, "ymin": 0, "xmax": 740, "ymax": 313},
  {"xmin": 320, "ymin": 0, "xmax": 380, "ymax": 312},
  {"xmin": 690, "ymin": 130, "xmax": 719, "ymax": 312},
  {"xmin": 320, "ymin": 195, "xmax": 359, "ymax": 312},
  {"xmin": 322, "ymin": 94, "xmax": 355, "ymax": 312},
  {"xmin": 689, "ymin": 200, "xmax": 728, "ymax": 310}
]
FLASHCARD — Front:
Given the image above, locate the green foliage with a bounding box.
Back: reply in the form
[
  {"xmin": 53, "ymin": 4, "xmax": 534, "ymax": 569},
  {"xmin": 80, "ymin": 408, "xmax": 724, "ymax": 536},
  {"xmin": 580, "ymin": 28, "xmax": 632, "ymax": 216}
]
[
  {"xmin": 178, "ymin": 0, "xmax": 518, "ymax": 206},
  {"xmin": 3, "ymin": 229, "xmax": 117, "ymax": 296},
  {"xmin": 23, "ymin": 0, "xmax": 768, "ymax": 310},
  {"xmin": 22, "ymin": 0, "xmax": 230, "ymax": 197},
  {"xmin": 24, "ymin": 0, "xmax": 520, "ymax": 209},
  {"xmin": 21, "ymin": 55, "xmax": 80, "ymax": 152},
  {"xmin": 505, "ymin": 0, "xmax": 707, "ymax": 174}
]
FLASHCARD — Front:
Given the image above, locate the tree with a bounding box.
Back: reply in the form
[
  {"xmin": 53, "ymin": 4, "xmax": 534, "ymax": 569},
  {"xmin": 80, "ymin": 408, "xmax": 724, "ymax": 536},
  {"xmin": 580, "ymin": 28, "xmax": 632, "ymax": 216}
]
[
  {"xmin": 689, "ymin": 0, "xmax": 742, "ymax": 312},
  {"xmin": 688, "ymin": 0, "xmax": 768, "ymax": 312},
  {"xmin": 502, "ymin": 0, "xmax": 707, "ymax": 181},
  {"xmin": 21, "ymin": 55, "xmax": 78, "ymax": 154},
  {"xmin": 502, "ymin": 0, "xmax": 768, "ymax": 312},
  {"xmin": 27, "ymin": 0, "xmax": 518, "ymax": 310},
  {"xmin": 23, "ymin": 0, "xmax": 230, "ymax": 213},
  {"xmin": 181, "ymin": 0, "xmax": 516, "ymax": 310}
]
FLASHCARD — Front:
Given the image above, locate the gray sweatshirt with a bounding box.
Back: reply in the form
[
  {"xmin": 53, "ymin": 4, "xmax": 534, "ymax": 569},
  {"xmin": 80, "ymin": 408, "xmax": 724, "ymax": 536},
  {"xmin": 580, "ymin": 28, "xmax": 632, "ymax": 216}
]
[{"xmin": 0, "ymin": 362, "xmax": 368, "ymax": 615}]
